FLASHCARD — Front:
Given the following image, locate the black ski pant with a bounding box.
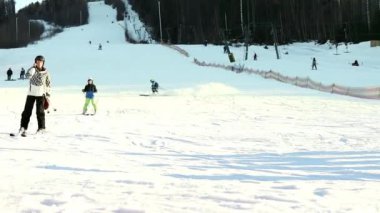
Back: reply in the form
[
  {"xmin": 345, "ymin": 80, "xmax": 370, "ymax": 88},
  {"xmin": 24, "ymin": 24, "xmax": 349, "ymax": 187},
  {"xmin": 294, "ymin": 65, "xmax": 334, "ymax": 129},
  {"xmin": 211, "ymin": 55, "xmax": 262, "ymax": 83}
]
[{"xmin": 21, "ymin": 95, "xmax": 45, "ymax": 130}]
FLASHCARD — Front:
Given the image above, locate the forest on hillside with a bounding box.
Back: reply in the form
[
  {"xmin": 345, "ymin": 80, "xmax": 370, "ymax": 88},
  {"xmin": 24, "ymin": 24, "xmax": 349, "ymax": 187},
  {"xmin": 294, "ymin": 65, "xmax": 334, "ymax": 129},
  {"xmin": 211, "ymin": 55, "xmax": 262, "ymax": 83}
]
[
  {"xmin": 128, "ymin": 0, "xmax": 380, "ymax": 44},
  {"xmin": 0, "ymin": 0, "xmax": 88, "ymax": 48},
  {"xmin": 1, "ymin": 0, "xmax": 380, "ymax": 47}
]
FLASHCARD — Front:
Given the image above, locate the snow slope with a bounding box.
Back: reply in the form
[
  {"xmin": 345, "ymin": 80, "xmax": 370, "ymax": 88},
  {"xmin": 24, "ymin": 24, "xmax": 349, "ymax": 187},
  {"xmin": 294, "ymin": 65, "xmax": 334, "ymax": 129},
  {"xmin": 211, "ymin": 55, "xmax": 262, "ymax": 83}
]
[
  {"xmin": 181, "ymin": 42, "xmax": 380, "ymax": 88},
  {"xmin": 0, "ymin": 2, "xmax": 326, "ymax": 95},
  {"xmin": 0, "ymin": 1, "xmax": 379, "ymax": 212},
  {"xmin": 15, "ymin": 0, "xmax": 42, "ymax": 12}
]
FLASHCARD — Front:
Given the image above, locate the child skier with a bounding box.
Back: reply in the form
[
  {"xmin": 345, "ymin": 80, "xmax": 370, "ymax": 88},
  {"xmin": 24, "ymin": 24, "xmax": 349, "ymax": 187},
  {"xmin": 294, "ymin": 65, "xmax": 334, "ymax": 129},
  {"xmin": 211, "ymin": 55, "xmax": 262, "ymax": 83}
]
[{"xmin": 82, "ymin": 78, "xmax": 97, "ymax": 115}]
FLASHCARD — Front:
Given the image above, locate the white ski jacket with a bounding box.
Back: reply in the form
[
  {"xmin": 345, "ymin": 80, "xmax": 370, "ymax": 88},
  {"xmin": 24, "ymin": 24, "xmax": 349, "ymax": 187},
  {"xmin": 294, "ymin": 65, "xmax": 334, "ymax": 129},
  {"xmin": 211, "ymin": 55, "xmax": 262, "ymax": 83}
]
[{"xmin": 26, "ymin": 66, "xmax": 51, "ymax": 97}]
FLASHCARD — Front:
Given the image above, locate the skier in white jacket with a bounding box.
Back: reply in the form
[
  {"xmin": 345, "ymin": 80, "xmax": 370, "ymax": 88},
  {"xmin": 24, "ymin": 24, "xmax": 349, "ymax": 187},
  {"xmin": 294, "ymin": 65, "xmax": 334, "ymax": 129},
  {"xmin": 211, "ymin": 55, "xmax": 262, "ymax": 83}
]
[{"xmin": 18, "ymin": 55, "xmax": 51, "ymax": 136}]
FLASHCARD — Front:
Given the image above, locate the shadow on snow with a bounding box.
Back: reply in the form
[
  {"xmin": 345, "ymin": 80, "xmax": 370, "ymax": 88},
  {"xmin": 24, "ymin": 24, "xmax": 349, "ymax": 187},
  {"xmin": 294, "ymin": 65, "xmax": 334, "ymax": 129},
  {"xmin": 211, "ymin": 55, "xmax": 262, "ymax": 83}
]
[{"xmin": 122, "ymin": 151, "xmax": 380, "ymax": 181}]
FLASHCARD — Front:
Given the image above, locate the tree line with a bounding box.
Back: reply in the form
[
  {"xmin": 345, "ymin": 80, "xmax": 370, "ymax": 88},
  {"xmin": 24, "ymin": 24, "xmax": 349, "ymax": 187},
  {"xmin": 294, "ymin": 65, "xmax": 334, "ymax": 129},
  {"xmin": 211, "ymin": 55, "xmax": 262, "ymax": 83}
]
[
  {"xmin": 128, "ymin": 0, "xmax": 380, "ymax": 44},
  {"xmin": 0, "ymin": 0, "xmax": 88, "ymax": 48},
  {"xmin": 1, "ymin": 0, "xmax": 379, "ymax": 47}
]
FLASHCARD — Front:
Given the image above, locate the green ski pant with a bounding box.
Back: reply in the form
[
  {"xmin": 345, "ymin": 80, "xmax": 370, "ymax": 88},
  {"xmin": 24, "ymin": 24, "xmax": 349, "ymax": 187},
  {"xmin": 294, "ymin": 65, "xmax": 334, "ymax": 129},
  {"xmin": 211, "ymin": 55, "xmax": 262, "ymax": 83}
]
[{"xmin": 83, "ymin": 98, "xmax": 97, "ymax": 112}]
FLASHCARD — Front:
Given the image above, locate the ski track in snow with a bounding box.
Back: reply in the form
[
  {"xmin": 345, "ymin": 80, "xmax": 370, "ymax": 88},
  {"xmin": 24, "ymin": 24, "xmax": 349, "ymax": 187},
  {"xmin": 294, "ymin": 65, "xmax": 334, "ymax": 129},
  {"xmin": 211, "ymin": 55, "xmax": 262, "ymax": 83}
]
[{"xmin": 1, "ymin": 92, "xmax": 380, "ymax": 212}]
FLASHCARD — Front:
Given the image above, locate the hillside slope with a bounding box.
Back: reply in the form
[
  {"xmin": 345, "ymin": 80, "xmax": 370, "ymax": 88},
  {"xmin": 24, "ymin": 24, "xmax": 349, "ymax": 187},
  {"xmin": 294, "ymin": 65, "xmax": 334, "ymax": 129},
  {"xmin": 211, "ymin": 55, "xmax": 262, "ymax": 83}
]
[{"xmin": 1, "ymin": 1, "xmax": 379, "ymax": 96}]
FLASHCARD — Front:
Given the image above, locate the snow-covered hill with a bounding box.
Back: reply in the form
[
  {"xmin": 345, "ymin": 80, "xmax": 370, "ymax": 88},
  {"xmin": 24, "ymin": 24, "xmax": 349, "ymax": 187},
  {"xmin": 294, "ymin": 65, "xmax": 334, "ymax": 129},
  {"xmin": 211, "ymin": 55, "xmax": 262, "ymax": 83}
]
[
  {"xmin": 182, "ymin": 42, "xmax": 380, "ymax": 88},
  {"xmin": 0, "ymin": 1, "xmax": 379, "ymax": 212},
  {"xmin": 3, "ymin": 1, "xmax": 288, "ymax": 94},
  {"xmin": 3, "ymin": 1, "xmax": 379, "ymax": 95}
]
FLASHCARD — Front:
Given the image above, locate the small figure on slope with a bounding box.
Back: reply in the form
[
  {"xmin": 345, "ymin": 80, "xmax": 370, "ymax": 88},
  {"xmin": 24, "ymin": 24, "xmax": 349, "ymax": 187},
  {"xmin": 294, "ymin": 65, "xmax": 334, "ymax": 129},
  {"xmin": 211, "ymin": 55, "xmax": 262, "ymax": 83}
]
[
  {"xmin": 6, "ymin": 68, "xmax": 13, "ymax": 80},
  {"xmin": 150, "ymin": 79, "xmax": 159, "ymax": 94},
  {"xmin": 312, "ymin": 57, "xmax": 317, "ymax": 70},
  {"xmin": 20, "ymin": 67, "xmax": 26, "ymax": 79},
  {"xmin": 82, "ymin": 78, "xmax": 98, "ymax": 115}
]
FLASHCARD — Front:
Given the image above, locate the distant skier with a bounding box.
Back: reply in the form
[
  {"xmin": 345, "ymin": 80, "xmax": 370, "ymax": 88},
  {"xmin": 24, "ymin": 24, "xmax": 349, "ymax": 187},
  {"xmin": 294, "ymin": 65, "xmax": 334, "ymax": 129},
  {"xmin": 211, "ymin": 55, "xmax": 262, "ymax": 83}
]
[
  {"xmin": 312, "ymin": 57, "xmax": 317, "ymax": 70},
  {"xmin": 20, "ymin": 67, "xmax": 25, "ymax": 79},
  {"xmin": 150, "ymin": 79, "xmax": 159, "ymax": 94},
  {"xmin": 253, "ymin": 53, "xmax": 257, "ymax": 61},
  {"xmin": 82, "ymin": 78, "xmax": 98, "ymax": 115},
  {"xmin": 6, "ymin": 68, "xmax": 13, "ymax": 80},
  {"xmin": 14, "ymin": 55, "xmax": 51, "ymax": 137},
  {"xmin": 98, "ymin": 43, "xmax": 102, "ymax": 50},
  {"xmin": 223, "ymin": 43, "xmax": 230, "ymax": 54}
]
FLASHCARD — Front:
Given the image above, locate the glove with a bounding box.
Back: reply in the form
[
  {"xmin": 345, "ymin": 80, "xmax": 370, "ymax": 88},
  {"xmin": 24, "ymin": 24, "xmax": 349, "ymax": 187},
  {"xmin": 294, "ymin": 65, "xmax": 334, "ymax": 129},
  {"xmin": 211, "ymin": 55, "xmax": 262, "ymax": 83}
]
[{"xmin": 45, "ymin": 93, "xmax": 50, "ymax": 98}]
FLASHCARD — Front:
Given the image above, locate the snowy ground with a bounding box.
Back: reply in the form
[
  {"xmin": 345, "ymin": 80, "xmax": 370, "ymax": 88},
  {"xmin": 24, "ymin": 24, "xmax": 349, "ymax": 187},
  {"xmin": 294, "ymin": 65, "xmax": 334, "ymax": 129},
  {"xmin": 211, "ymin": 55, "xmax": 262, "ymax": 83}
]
[{"xmin": 0, "ymin": 1, "xmax": 380, "ymax": 212}]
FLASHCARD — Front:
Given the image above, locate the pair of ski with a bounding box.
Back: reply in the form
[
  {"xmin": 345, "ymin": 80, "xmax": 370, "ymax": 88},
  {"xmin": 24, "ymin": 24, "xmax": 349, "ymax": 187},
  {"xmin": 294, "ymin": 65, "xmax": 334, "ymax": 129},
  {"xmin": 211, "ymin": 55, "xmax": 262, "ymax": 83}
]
[
  {"xmin": 10, "ymin": 130, "xmax": 45, "ymax": 137},
  {"xmin": 10, "ymin": 131, "xmax": 27, "ymax": 137}
]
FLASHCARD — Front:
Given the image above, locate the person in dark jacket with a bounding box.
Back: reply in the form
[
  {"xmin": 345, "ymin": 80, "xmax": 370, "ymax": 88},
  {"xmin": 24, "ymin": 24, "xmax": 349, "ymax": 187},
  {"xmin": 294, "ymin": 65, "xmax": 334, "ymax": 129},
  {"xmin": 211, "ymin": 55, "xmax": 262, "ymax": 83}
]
[
  {"xmin": 20, "ymin": 67, "xmax": 26, "ymax": 79},
  {"xmin": 223, "ymin": 43, "xmax": 230, "ymax": 54},
  {"xmin": 82, "ymin": 78, "xmax": 98, "ymax": 114},
  {"xmin": 19, "ymin": 55, "xmax": 51, "ymax": 136},
  {"xmin": 312, "ymin": 57, "xmax": 317, "ymax": 70},
  {"xmin": 6, "ymin": 68, "xmax": 13, "ymax": 80},
  {"xmin": 150, "ymin": 79, "xmax": 159, "ymax": 94}
]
